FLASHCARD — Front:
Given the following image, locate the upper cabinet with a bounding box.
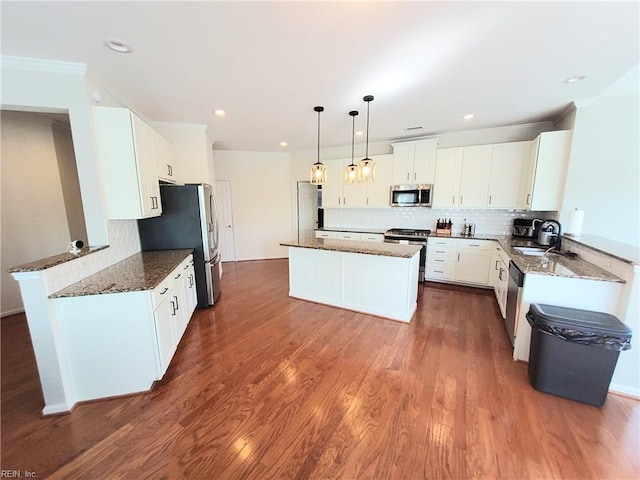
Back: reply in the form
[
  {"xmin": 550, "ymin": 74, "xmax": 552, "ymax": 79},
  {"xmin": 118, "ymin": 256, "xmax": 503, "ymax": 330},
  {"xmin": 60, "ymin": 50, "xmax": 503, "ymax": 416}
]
[
  {"xmin": 487, "ymin": 141, "xmax": 529, "ymax": 208},
  {"xmin": 518, "ymin": 131, "xmax": 571, "ymax": 211},
  {"xmin": 154, "ymin": 131, "xmax": 178, "ymax": 184},
  {"xmin": 322, "ymin": 155, "xmax": 393, "ymax": 208},
  {"xmin": 432, "ymin": 145, "xmax": 492, "ymax": 208},
  {"xmin": 391, "ymin": 139, "xmax": 438, "ymax": 185},
  {"xmin": 93, "ymin": 106, "xmax": 163, "ymax": 219}
]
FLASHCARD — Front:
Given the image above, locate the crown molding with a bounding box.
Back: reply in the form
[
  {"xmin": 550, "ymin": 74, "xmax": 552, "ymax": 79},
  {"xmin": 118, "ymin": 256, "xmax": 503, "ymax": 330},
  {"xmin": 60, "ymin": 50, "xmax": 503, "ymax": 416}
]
[{"xmin": 0, "ymin": 56, "xmax": 87, "ymax": 75}]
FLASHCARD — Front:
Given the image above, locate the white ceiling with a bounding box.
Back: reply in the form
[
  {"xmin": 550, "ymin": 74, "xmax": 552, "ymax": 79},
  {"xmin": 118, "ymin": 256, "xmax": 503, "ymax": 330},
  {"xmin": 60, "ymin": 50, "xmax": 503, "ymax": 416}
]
[{"xmin": 1, "ymin": 1, "xmax": 638, "ymax": 152}]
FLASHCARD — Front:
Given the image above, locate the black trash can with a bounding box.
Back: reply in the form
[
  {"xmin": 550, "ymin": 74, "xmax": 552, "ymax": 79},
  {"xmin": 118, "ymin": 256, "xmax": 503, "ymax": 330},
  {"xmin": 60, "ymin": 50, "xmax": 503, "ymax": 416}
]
[{"xmin": 526, "ymin": 303, "xmax": 632, "ymax": 406}]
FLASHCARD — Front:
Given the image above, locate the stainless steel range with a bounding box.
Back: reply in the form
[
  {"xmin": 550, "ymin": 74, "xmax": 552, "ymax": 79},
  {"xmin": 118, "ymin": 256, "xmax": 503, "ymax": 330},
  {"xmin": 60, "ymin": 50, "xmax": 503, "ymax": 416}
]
[{"xmin": 384, "ymin": 228, "xmax": 431, "ymax": 282}]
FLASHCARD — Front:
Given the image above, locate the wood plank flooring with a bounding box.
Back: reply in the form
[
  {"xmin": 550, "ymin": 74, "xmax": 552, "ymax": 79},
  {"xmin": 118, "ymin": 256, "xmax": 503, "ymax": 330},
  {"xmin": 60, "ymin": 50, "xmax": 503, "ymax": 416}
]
[{"xmin": 2, "ymin": 258, "xmax": 639, "ymax": 479}]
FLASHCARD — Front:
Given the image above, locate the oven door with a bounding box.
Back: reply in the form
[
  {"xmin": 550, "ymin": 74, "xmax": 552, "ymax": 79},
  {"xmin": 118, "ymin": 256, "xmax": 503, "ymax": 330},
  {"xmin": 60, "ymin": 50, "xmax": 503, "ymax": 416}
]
[{"xmin": 384, "ymin": 238, "xmax": 426, "ymax": 282}]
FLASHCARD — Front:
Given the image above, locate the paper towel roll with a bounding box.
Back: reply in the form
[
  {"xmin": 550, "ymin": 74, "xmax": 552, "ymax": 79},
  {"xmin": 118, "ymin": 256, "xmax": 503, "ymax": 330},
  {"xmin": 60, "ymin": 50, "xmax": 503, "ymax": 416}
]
[{"xmin": 565, "ymin": 208, "xmax": 584, "ymax": 237}]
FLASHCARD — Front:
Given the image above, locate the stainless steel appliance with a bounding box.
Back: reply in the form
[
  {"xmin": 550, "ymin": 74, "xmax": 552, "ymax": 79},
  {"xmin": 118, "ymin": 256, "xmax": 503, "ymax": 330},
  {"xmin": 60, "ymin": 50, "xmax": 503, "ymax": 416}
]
[
  {"xmin": 537, "ymin": 220, "xmax": 562, "ymax": 249},
  {"xmin": 512, "ymin": 218, "xmax": 543, "ymax": 238},
  {"xmin": 384, "ymin": 228, "xmax": 430, "ymax": 282},
  {"xmin": 505, "ymin": 260, "xmax": 524, "ymax": 345},
  {"xmin": 389, "ymin": 185, "xmax": 432, "ymax": 207},
  {"xmin": 138, "ymin": 183, "xmax": 221, "ymax": 307}
]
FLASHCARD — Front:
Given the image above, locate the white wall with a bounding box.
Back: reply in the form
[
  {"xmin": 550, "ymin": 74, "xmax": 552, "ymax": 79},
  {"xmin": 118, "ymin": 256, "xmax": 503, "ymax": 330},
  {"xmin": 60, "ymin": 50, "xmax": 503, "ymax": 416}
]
[
  {"xmin": 560, "ymin": 91, "xmax": 640, "ymax": 247},
  {"xmin": 214, "ymin": 151, "xmax": 292, "ymax": 260},
  {"xmin": 1, "ymin": 111, "xmax": 73, "ymax": 315}
]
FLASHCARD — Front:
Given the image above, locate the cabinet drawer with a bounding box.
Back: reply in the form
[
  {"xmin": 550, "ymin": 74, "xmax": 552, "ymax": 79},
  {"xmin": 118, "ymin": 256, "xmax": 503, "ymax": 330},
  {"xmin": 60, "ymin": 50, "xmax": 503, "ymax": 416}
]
[
  {"xmin": 426, "ymin": 264, "xmax": 455, "ymax": 280},
  {"xmin": 152, "ymin": 276, "xmax": 174, "ymax": 309},
  {"xmin": 361, "ymin": 233, "xmax": 384, "ymax": 242},
  {"xmin": 427, "ymin": 245, "xmax": 456, "ymax": 257},
  {"xmin": 315, "ymin": 231, "xmax": 337, "ymax": 239},
  {"xmin": 458, "ymin": 239, "xmax": 492, "ymax": 250},
  {"xmin": 429, "ymin": 237, "xmax": 456, "ymax": 248},
  {"xmin": 335, "ymin": 232, "xmax": 361, "ymax": 240},
  {"xmin": 428, "ymin": 255, "xmax": 455, "ymax": 267}
]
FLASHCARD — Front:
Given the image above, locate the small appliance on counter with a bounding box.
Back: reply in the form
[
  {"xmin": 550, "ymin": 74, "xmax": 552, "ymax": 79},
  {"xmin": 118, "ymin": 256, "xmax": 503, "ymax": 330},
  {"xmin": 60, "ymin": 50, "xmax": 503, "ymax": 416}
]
[
  {"xmin": 460, "ymin": 218, "xmax": 475, "ymax": 237},
  {"xmin": 537, "ymin": 220, "xmax": 562, "ymax": 249},
  {"xmin": 435, "ymin": 218, "xmax": 452, "ymax": 237},
  {"xmin": 512, "ymin": 218, "xmax": 543, "ymax": 239}
]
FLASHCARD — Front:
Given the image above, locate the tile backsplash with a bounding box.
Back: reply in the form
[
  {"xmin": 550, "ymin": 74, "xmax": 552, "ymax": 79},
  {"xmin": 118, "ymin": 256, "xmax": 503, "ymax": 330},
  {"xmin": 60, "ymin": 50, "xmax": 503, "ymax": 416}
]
[
  {"xmin": 43, "ymin": 220, "xmax": 141, "ymax": 294},
  {"xmin": 324, "ymin": 208, "xmax": 557, "ymax": 236}
]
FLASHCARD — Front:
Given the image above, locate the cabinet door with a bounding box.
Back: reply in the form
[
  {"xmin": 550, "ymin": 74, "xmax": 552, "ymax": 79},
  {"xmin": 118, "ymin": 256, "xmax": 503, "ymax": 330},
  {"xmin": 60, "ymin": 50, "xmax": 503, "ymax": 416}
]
[
  {"xmin": 130, "ymin": 114, "xmax": 162, "ymax": 217},
  {"xmin": 488, "ymin": 142, "xmax": 528, "ymax": 209},
  {"xmin": 321, "ymin": 158, "xmax": 344, "ymax": 208},
  {"xmin": 155, "ymin": 131, "xmax": 177, "ymax": 184},
  {"xmin": 343, "ymin": 180, "xmax": 367, "ymax": 208},
  {"xmin": 496, "ymin": 262, "xmax": 508, "ymax": 318},
  {"xmin": 518, "ymin": 138, "xmax": 538, "ymax": 209},
  {"xmin": 432, "ymin": 148, "xmax": 463, "ymax": 208},
  {"xmin": 529, "ymin": 131, "xmax": 571, "ymax": 211},
  {"xmin": 413, "ymin": 139, "xmax": 438, "ymax": 184},
  {"xmin": 455, "ymin": 249, "xmax": 491, "ymax": 285},
  {"xmin": 458, "ymin": 145, "xmax": 492, "ymax": 208},
  {"xmin": 391, "ymin": 143, "xmax": 414, "ymax": 184},
  {"xmin": 154, "ymin": 297, "xmax": 176, "ymax": 377},
  {"xmin": 170, "ymin": 271, "xmax": 188, "ymax": 342},
  {"xmin": 365, "ymin": 154, "xmax": 393, "ymax": 207},
  {"xmin": 182, "ymin": 261, "xmax": 198, "ymax": 319},
  {"xmin": 315, "ymin": 230, "xmax": 337, "ymax": 239}
]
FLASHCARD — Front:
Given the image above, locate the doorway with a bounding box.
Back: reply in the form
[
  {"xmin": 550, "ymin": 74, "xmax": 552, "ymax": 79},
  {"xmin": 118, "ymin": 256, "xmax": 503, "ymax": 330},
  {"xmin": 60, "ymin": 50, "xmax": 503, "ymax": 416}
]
[
  {"xmin": 215, "ymin": 180, "xmax": 236, "ymax": 262},
  {"xmin": 296, "ymin": 181, "xmax": 318, "ymax": 242}
]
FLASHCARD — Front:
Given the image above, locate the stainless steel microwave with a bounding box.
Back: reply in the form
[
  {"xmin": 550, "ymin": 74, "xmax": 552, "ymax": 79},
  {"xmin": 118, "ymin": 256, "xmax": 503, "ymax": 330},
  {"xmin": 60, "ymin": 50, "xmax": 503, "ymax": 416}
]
[{"xmin": 389, "ymin": 184, "xmax": 433, "ymax": 207}]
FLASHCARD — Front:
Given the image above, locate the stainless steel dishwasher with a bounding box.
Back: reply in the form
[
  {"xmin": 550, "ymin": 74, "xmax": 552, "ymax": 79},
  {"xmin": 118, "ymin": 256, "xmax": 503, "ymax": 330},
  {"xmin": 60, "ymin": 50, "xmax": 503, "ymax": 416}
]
[{"xmin": 505, "ymin": 261, "xmax": 524, "ymax": 345}]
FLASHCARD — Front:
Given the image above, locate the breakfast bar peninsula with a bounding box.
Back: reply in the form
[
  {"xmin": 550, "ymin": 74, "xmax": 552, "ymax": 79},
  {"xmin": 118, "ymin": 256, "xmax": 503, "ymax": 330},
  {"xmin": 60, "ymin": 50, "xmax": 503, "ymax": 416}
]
[{"xmin": 280, "ymin": 238, "xmax": 421, "ymax": 322}]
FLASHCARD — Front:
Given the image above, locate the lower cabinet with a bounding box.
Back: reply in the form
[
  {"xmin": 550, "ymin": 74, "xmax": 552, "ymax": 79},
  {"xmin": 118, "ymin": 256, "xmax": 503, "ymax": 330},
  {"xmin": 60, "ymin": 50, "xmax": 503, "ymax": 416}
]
[
  {"xmin": 54, "ymin": 254, "xmax": 197, "ymax": 403},
  {"xmin": 490, "ymin": 245, "xmax": 509, "ymax": 318},
  {"xmin": 315, "ymin": 230, "xmax": 384, "ymax": 242},
  {"xmin": 426, "ymin": 238, "xmax": 492, "ymax": 286}
]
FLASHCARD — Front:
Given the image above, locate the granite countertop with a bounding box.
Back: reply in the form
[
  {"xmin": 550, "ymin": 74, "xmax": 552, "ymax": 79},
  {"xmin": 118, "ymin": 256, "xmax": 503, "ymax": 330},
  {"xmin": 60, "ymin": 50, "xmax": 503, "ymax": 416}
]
[
  {"xmin": 281, "ymin": 238, "xmax": 421, "ymax": 258},
  {"xmin": 8, "ymin": 246, "xmax": 109, "ymax": 273},
  {"xmin": 493, "ymin": 236, "xmax": 624, "ymax": 283},
  {"xmin": 50, "ymin": 249, "xmax": 193, "ymax": 298},
  {"xmin": 562, "ymin": 234, "xmax": 639, "ymax": 265},
  {"xmin": 315, "ymin": 227, "xmax": 388, "ymax": 235}
]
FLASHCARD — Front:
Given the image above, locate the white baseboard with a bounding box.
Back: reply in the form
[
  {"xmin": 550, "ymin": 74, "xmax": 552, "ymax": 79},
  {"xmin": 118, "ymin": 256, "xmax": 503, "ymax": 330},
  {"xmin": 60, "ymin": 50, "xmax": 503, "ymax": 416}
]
[
  {"xmin": 609, "ymin": 383, "xmax": 640, "ymax": 400},
  {"xmin": 1, "ymin": 307, "xmax": 25, "ymax": 318}
]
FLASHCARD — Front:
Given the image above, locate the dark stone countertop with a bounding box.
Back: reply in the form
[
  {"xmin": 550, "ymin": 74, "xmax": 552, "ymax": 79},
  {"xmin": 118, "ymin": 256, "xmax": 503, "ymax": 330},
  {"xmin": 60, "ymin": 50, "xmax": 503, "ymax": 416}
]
[
  {"xmin": 50, "ymin": 250, "xmax": 194, "ymax": 298},
  {"xmin": 281, "ymin": 238, "xmax": 421, "ymax": 258}
]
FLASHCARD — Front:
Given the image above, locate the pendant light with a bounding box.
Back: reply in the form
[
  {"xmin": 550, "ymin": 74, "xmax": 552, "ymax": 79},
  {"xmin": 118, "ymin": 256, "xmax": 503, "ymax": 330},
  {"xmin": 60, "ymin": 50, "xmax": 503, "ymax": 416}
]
[
  {"xmin": 310, "ymin": 106, "xmax": 327, "ymax": 185},
  {"xmin": 344, "ymin": 110, "xmax": 359, "ymax": 184},
  {"xmin": 358, "ymin": 95, "xmax": 376, "ymax": 183}
]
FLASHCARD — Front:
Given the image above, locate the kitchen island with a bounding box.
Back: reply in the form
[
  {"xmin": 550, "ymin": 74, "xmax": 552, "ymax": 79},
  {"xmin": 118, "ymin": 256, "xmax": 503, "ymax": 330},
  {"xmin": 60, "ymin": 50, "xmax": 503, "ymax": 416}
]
[{"xmin": 280, "ymin": 238, "xmax": 421, "ymax": 322}]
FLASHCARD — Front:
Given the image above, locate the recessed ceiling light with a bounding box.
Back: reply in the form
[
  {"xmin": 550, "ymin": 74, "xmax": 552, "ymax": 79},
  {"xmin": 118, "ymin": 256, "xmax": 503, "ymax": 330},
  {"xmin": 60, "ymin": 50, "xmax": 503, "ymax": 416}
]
[
  {"xmin": 280, "ymin": 141, "xmax": 288, "ymax": 147},
  {"xmin": 462, "ymin": 113, "xmax": 474, "ymax": 120},
  {"xmin": 564, "ymin": 75, "xmax": 586, "ymax": 84},
  {"xmin": 104, "ymin": 39, "xmax": 133, "ymax": 54},
  {"xmin": 355, "ymin": 131, "xmax": 364, "ymax": 136},
  {"xmin": 213, "ymin": 109, "xmax": 226, "ymax": 116}
]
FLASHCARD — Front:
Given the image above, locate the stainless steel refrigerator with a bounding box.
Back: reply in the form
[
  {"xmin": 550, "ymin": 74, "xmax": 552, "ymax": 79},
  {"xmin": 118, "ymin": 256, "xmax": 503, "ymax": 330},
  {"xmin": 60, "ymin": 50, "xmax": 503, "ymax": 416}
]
[{"xmin": 138, "ymin": 183, "xmax": 221, "ymax": 307}]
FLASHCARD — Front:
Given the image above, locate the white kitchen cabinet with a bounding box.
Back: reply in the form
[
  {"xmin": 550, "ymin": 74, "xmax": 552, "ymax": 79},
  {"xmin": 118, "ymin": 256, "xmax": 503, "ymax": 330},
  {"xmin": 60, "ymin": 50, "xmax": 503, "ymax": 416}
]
[
  {"xmin": 425, "ymin": 238, "xmax": 492, "ymax": 286},
  {"xmin": 432, "ymin": 148, "xmax": 463, "ymax": 208},
  {"xmin": 93, "ymin": 106, "xmax": 162, "ymax": 219},
  {"xmin": 487, "ymin": 142, "xmax": 529, "ymax": 208},
  {"xmin": 364, "ymin": 154, "xmax": 393, "ymax": 207},
  {"xmin": 458, "ymin": 145, "xmax": 493, "ymax": 208},
  {"xmin": 490, "ymin": 244, "xmax": 509, "ymax": 318},
  {"xmin": 322, "ymin": 155, "xmax": 393, "ymax": 208},
  {"xmin": 518, "ymin": 131, "xmax": 571, "ymax": 210},
  {"xmin": 432, "ymin": 146, "xmax": 492, "ymax": 208},
  {"xmin": 315, "ymin": 231, "xmax": 384, "ymax": 243},
  {"xmin": 154, "ymin": 291, "xmax": 177, "ymax": 376},
  {"xmin": 391, "ymin": 139, "xmax": 438, "ymax": 184},
  {"xmin": 315, "ymin": 230, "xmax": 337, "ymax": 239},
  {"xmin": 184, "ymin": 262, "xmax": 198, "ymax": 319},
  {"xmin": 154, "ymin": 130, "xmax": 178, "ymax": 184},
  {"xmin": 53, "ymin": 253, "xmax": 195, "ymax": 404}
]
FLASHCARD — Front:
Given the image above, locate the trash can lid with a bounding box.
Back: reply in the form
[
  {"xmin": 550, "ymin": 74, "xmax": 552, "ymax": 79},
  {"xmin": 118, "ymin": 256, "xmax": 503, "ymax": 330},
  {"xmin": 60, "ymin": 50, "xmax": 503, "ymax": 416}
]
[{"xmin": 529, "ymin": 303, "xmax": 632, "ymax": 338}]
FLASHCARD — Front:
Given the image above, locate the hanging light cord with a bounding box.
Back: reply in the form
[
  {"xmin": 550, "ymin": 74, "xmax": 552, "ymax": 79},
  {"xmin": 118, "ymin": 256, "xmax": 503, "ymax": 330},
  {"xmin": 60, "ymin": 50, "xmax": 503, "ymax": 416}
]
[
  {"xmin": 351, "ymin": 112, "xmax": 356, "ymax": 163},
  {"xmin": 365, "ymin": 99, "xmax": 370, "ymax": 159},
  {"xmin": 317, "ymin": 108, "xmax": 321, "ymax": 163}
]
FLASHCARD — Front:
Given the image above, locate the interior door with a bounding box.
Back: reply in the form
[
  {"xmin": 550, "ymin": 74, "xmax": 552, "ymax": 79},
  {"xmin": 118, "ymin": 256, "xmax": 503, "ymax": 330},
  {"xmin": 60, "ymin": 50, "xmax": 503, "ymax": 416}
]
[
  {"xmin": 215, "ymin": 180, "xmax": 236, "ymax": 262},
  {"xmin": 297, "ymin": 181, "xmax": 318, "ymax": 242}
]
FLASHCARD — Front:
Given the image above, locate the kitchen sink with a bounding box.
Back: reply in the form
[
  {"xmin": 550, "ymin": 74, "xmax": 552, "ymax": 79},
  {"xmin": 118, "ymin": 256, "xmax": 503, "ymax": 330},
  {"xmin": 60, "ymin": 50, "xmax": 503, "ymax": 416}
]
[{"xmin": 513, "ymin": 246, "xmax": 548, "ymax": 256}]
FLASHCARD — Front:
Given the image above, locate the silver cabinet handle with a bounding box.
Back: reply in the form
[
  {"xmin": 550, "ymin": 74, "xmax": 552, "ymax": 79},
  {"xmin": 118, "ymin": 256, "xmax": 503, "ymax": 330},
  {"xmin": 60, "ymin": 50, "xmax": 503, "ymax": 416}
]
[
  {"xmin": 160, "ymin": 287, "xmax": 169, "ymax": 295},
  {"xmin": 460, "ymin": 195, "xmax": 464, "ymax": 205},
  {"xmin": 457, "ymin": 252, "xmax": 460, "ymax": 261},
  {"xmin": 489, "ymin": 195, "xmax": 492, "ymax": 204},
  {"xmin": 495, "ymin": 260, "xmax": 500, "ymax": 270},
  {"xmin": 526, "ymin": 193, "xmax": 531, "ymax": 205}
]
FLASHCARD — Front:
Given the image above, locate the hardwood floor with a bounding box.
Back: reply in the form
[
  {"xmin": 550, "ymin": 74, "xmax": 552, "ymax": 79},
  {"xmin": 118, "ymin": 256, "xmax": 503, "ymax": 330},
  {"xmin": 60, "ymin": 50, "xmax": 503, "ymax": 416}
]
[{"xmin": 2, "ymin": 258, "xmax": 639, "ymax": 479}]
